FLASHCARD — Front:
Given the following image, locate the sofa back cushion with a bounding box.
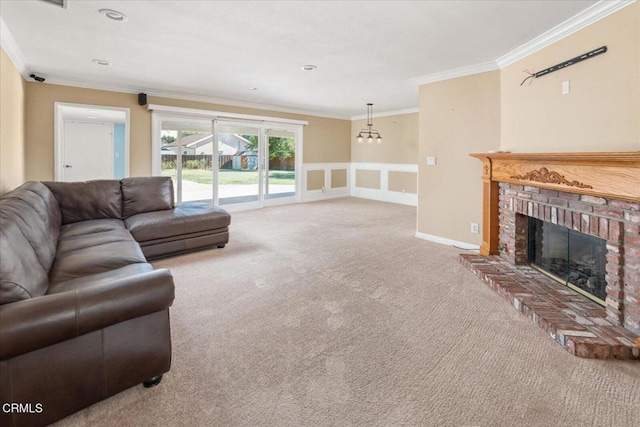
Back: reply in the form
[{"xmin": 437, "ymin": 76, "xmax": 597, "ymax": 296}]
[
  {"xmin": 44, "ymin": 180, "xmax": 122, "ymax": 225},
  {"xmin": 0, "ymin": 182, "xmax": 62, "ymax": 304},
  {"xmin": 121, "ymin": 177, "xmax": 174, "ymax": 218}
]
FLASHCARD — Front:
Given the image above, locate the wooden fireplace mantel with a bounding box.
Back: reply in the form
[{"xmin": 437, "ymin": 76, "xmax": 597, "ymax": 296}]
[{"xmin": 469, "ymin": 151, "xmax": 640, "ymax": 255}]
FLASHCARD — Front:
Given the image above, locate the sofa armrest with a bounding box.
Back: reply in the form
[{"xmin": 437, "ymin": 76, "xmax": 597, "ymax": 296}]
[{"xmin": 0, "ymin": 269, "xmax": 174, "ymax": 360}]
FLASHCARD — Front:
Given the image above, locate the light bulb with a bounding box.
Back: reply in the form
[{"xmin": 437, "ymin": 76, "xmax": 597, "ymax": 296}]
[
  {"xmin": 367, "ymin": 136, "xmax": 373, "ymax": 143},
  {"xmin": 376, "ymin": 137, "xmax": 382, "ymax": 144},
  {"xmin": 357, "ymin": 136, "xmax": 363, "ymax": 143}
]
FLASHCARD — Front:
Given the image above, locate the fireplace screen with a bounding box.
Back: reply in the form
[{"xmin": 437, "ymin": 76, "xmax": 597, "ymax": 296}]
[{"xmin": 528, "ymin": 218, "xmax": 607, "ymax": 305}]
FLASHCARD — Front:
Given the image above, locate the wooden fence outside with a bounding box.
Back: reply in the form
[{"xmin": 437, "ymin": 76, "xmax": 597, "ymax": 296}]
[
  {"xmin": 161, "ymin": 154, "xmax": 233, "ymax": 170},
  {"xmin": 161, "ymin": 154, "xmax": 295, "ymax": 171}
]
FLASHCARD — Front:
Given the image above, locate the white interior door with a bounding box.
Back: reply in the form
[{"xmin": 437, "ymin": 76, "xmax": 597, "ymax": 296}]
[{"xmin": 62, "ymin": 121, "xmax": 114, "ymax": 182}]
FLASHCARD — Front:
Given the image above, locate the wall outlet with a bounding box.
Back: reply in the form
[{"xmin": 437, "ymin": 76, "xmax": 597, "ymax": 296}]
[
  {"xmin": 562, "ymin": 80, "xmax": 570, "ymax": 95},
  {"xmin": 471, "ymin": 223, "xmax": 479, "ymax": 234},
  {"xmin": 426, "ymin": 156, "xmax": 437, "ymax": 166}
]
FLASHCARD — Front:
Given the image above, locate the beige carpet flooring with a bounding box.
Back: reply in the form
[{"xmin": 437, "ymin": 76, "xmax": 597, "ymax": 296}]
[{"xmin": 57, "ymin": 198, "xmax": 640, "ymax": 427}]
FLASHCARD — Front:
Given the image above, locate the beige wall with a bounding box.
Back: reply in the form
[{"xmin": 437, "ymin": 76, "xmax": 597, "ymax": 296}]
[
  {"xmin": 351, "ymin": 113, "xmax": 418, "ymax": 164},
  {"xmin": 25, "ymin": 84, "xmax": 146, "ymax": 180},
  {"xmin": 24, "ymin": 84, "xmax": 351, "ymax": 181},
  {"xmin": 417, "ymin": 4, "xmax": 639, "ymax": 246},
  {"xmin": 307, "ymin": 170, "xmax": 324, "ymax": 191},
  {"xmin": 1, "ymin": 48, "xmax": 26, "ymax": 194},
  {"xmin": 355, "ymin": 169, "xmax": 381, "ymax": 190},
  {"xmin": 501, "ymin": 2, "xmax": 640, "ymax": 152},
  {"xmin": 331, "ymin": 169, "xmax": 347, "ymax": 188},
  {"xmin": 418, "ymin": 71, "xmax": 501, "ymax": 245},
  {"xmin": 388, "ymin": 171, "xmax": 417, "ymax": 194}
]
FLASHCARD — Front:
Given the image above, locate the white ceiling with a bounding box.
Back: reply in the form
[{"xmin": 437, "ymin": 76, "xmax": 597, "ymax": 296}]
[{"xmin": 1, "ymin": 0, "xmax": 607, "ymax": 118}]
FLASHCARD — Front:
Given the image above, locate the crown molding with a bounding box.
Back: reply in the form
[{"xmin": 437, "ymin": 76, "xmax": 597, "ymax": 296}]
[
  {"xmin": 410, "ymin": 61, "xmax": 499, "ymax": 86},
  {"xmin": 351, "ymin": 107, "xmax": 419, "ymax": 121},
  {"xmin": 31, "ymin": 77, "xmax": 351, "ymax": 121},
  {"xmin": 496, "ymin": 0, "xmax": 636, "ymax": 68},
  {"xmin": 0, "ymin": 17, "xmax": 29, "ymax": 75}
]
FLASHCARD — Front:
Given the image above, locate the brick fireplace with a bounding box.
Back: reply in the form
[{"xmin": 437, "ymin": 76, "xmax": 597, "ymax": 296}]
[{"xmin": 462, "ymin": 152, "xmax": 640, "ymax": 359}]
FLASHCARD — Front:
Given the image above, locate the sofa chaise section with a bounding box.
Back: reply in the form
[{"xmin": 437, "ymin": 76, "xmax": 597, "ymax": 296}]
[{"xmin": 120, "ymin": 177, "xmax": 231, "ymax": 259}]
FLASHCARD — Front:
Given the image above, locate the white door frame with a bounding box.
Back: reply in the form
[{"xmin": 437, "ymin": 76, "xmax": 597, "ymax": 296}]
[{"xmin": 54, "ymin": 102, "xmax": 130, "ymax": 181}]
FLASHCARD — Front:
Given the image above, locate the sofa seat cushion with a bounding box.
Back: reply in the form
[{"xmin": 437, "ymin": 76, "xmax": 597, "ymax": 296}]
[
  {"xmin": 125, "ymin": 202, "xmax": 231, "ymax": 243},
  {"xmin": 48, "ymin": 263, "xmax": 154, "ymax": 295},
  {"xmin": 59, "ymin": 218, "xmax": 126, "ymax": 240},
  {"xmin": 50, "ymin": 221, "xmax": 146, "ymax": 284}
]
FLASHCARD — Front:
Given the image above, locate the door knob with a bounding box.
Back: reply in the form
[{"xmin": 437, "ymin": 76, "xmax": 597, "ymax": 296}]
[{"xmin": 64, "ymin": 165, "xmax": 72, "ymax": 168}]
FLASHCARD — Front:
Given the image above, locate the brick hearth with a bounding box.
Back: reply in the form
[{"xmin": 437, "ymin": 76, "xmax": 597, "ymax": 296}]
[{"xmin": 460, "ymin": 254, "xmax": 640, "ymax": 360}]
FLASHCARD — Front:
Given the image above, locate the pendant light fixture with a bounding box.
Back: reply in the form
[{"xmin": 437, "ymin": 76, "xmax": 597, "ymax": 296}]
[{"xmin": 356, "ymin": 103, "xmax": 382, "ymax": 144}]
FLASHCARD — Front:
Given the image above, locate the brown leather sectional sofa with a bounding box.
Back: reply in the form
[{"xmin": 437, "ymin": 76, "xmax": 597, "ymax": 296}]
[{"xmin": 0, "ymin": 177, "xmax": 230, "ymax": 426}]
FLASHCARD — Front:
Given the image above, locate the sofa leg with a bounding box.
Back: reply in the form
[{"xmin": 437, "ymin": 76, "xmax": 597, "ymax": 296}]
[
  {"xmin": 143, "ymin": 375, "xmax": 163, "ymax": 388},
  {"xmin": 217, "ymin": 244, "xmax": 226, "ymax": 248}
]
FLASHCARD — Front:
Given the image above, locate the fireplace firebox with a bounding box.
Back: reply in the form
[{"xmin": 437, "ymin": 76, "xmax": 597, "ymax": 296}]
[{"xmin": 527, "ymin": 217, "xmax": 607, "ymax": 305}]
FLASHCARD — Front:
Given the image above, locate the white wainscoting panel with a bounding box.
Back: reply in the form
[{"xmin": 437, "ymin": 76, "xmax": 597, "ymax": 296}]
[
  {"xmin": 350, "ymin": 163, "xmax": 418, "ymax": 206},
  {"xmin": 302, "ymin": 163, "xmax": 350, "ymax": 202}
]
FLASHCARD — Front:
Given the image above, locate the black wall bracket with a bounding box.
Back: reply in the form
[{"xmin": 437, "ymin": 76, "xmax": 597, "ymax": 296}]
[{"xmin": 520, "ymin": 46, "xmax": 607, "ymax": 86}]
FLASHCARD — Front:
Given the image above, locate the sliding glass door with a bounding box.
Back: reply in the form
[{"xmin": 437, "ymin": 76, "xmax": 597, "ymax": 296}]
[
  {"xmin": 214, "ymin": 123, "xmax": 262, "ymax": 206},
  {"xmin": 154, "ymin": 113, "xmax": 301, "ymax": 209},
  {"xmin": 160, "ymin": 118, "xmax": 213, "ymax": 203},
  {"xmin": 213, "ymin": 121, "xmax": 300, "ymax": 209},
  {"xmin": 265, "ymin": 129, "xmax": 297, "ymax": 200}
]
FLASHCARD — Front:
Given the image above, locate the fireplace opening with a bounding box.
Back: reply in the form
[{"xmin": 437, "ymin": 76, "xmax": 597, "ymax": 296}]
[{"xmin": 527, "ymin": 217, "xmax": 607, "ymax": 306}]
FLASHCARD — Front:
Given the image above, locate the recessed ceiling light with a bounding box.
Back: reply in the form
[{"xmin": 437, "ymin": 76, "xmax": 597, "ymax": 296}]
[
  {"xmin": 87, "ymin": 116, "xmax": 97, "ymax": 119},
  {"xmin": 92, "ymin": 59, "xmax": 111, "ymax": 66},
  {"xmin": 87, "ymin": 110, "xmax": 98, "ymax": 114},
  {"xmin": 301, "ymin": 65, "xmax": 317, "ymax": 71},
  {"xmin": 99, "ymin": 8, "xmax": 128, "ymax": 22},
  {"xmin": 247, "ymin": 86, "xmax": 258, "ymax": 91}
]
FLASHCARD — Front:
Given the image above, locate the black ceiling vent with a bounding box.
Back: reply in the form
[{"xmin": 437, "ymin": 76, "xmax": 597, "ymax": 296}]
[{"xmin": 38, "ymin": 0, "xmax": 68, "ymax": 8}]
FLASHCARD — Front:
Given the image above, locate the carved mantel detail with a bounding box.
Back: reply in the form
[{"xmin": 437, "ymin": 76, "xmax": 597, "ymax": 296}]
[{"xmin": 510, "ymin": 167, "xmax": 593, "ymax": 189}]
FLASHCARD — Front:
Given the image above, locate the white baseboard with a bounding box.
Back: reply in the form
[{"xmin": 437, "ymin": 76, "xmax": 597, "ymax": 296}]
[
  {"xmin": 303, "ymin": 188, "xmax": 349, "ymax": 202},
  {"xmin": 414, "ymin": 231, "xmax": 480, "ymax": 251}
]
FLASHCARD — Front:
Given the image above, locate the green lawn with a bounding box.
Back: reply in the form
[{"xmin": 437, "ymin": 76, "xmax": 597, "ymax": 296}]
[{"xmin": 161, "ymin": 169, "xmax": 295, "ymax": 185}]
